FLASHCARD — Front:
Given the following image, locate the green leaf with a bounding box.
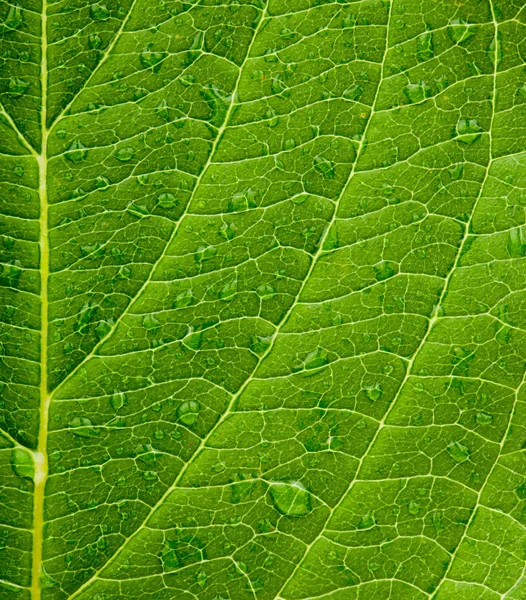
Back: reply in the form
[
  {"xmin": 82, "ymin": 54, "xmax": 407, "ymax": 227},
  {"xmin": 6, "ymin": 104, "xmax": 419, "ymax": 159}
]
[{"xmin": 1, "ymin": 0, "xmax": 525, "ymax": 599}]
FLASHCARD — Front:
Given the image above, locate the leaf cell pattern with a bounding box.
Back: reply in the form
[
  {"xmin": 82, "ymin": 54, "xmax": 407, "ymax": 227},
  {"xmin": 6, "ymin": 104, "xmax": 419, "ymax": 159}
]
[{"xmin": 0, "ymin": 0, "xmax": 525, "ymax": 599}]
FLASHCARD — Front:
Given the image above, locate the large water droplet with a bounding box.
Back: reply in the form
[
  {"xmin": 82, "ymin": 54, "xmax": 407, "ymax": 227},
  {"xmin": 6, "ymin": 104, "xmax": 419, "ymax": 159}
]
[
  {"xmin": 297, "ymin": 347, "xmax": 329, "ymax": 372},
  {"xmin": 448, "ymin": 19, "xmax": 476, "ymax": 45},
  {"xmin": 68, "ymin": 417, "xmax": 100, "ymax": 437},
  {"xmin": 8, "ymin": 77, "xmax": 29, "ymax": 97},
  {"xmin": 256, "ymin": 283, "xmax": 276, "ymax": 299},
  {"xmin": 364, "ymin": 384, "xmax": 383, "ymax": 402},
  {"xmin": 94, "ymin": 175, "xmax": 110, "ymax": 189},
  {"xmin": 177, "ymin": 400, "xmax": 200, "ymax": 426},
  {"xmin": 90, "ymin": 3, "xmax": 110, "ymax": 20},
  {"xmin": 456, "ymin": 118, "xmax": 483, "ymax": 144},
  {"xmin": 475, "ymin": 411, "xmax": 493, "ymax": 425},
  {"xmin": 11, "ymin": 447, "xmax": 34, "ymax": 479},
  {"xmin": 65, "ymin": 140, "xmax": 88, "ymax": 163},
  {"xmin": 314, "ymin": 156, "xmax": 335, "ymax": 179},
  {"xmin": 115, "ymin": 147, "xmax": 135, "ymax": 162},
  {"xmin": 172, "ymin": 289, "xmax": 193, "ymax": 309},
  {"xmin": 269, "ymin": 481, "xmax": 312, "ymax": 516},
  {"xmin": 447, "ymin": 441, "xmax": 470, "ymax": 463},
  {"xmin": 404, "ymin": 81, "xmax": 430, "ymax": 104},
  {"xmin": 219, "ymin": 280, "xmax": 237, "ymax": 301},
  {"xmin": 416, "ymin": 31, "xmax": 434, "ymax": 62},
  {"xmin": 343, "ymin": 84, "xmax": 363, "ymax": 101},
  {"xmin": 110, "ymin": 391, "xmax": 127, "ymax": 410},
  {"xmin": 88, "ymin": 33, "xmax": 102, "ymax": 49},
  {"xmin": 6, "ymin": 4, "xmax": 23, "ymax": 28},
  {"xmin": 228, "ymin": 188, "xmax": 258, "ymax": 212},
  {"xmin": 140, "ymin": 44, "xmax": 166, "ymax": 72}
]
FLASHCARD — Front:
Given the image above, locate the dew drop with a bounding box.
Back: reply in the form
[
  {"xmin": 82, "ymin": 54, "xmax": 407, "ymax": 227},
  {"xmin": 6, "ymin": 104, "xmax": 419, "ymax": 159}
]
[
  {"xmin": 447, "ymin": 441, "xmax": 470, "ymax": 463},
  {"xmin": 475, "ymin": 411, "xmax": 493, "ymax": 425},
  {"xmin": 302, "ymin": 347, "xmax": 329, "ymax": 371},
  {"xmin": 364, "ymin": 384, "xmax": 383, "ymax": 402},
  {"xmin": 343, "ymin": 84, "xmax": 363, "ymax": 101},
  {"xmin": 408, "ymin": 501, "xmax": 420, "ymax": 515},
  {"xmin": 75, "ymin": 303, "xmax": 95, "ymax": 333},
  {"xmin": 110, "ymin": 391, "xmax": 127, "ymax": 410},
  {"xmin": 219, "ymin": 222, "xmax": 237, "ymax": 240},
  {"xmin": 507, "ymin": 227, "xmax": 526, "ymax": 258},
  {"xmin": 448, "ymin": 19, "xmax": 476, "ymax": 45},
  {"xmin": 228, "ymin": 188, "xmax": 258, "ymax": 212},
  {"xmin": 416, "ymin": 31, "xmax": 434, "ymax": 62},
  {"xmin": 95, "ymin": 320, "xmax": 111, "ymax": 338},
  {"xmin": 94, "ymin": 175, "xmax": 110, "ymax": 189},
  {"xmin": 269, "ymin": 481, "xmax": 312, "ymax": 516},
  {"xmin": 8, "ymin": 77, "xmax": 30, "ymax": 97},
  {"xmin": 68, "ymin": 417, "xmax": 100, "ymax": 438},
  {"xmin": 172, "ymin": 289, "xmax": 193, "ymax": 309},
  {"xmin": 142, "ymin": 314, "xmax": 160, "ymax": 330},
  {"xmin": 314, "ymin": 156, "xmax": 335, "ymax": 179},
  {"xmin": 65, "ymin": 140, "xmax": 88, "ymax": 163},
  {"xmin": 140, "ymin": 44, "xmax": 166, "ymax": 72},
  {"xmin": 195, "ymin": 245, "xmax": 217, "ymax": 262},
  {"xmin": 374, "ymin": 261, "xmax": 397, "ymax": 281},
  {"xmin": 115, "ymin": 147, "xmax": 135, "ymax": 162},
  {"xmin": 11, "ymin": 447, "xmax": 34, "ymax": 480},
  {"xmin": 256, "ymin": 283, "xmax": 276, "ymax": 299},
  {"xmin": 250, "ymin": 334, "xmax": 272, "ymax": 354},
  {"xmin": 219, "ymin": 279, "xmax": 237, "ymax": 301},
  {"xmin": 404, "ymin": 81, "xmax": 430, "ymax": 104},
  {"xmin": 456, "ymin": 118, "xmax": 483, "ymax": 144},
  {"xmin": 117, "ymin": 265, "xmax": 132, "ymax": 279},
  {"xmin": 6, "ymin": 4, "xmax": 23, "ymax": 28},
  {"xmin": 90, "ymin": 3, "xmax": 110, "ymax": 20},
  {"xmin": 142, "ymin": 470, "xmax": 157, "ymax": 481},
  {"xmin": 156, "ymin": 192, "xmax": 177, "ymax": 208},
  {"xmin": 358, "ymin": 510, "xmax": 375, "ymax": 529},
  {"xmin": 177, "ymin": 400, "xmax": 200, "ymax": 426},
  {"xmin": 88, "ymin": 33, "xmax": 102, "ymax": 49}
]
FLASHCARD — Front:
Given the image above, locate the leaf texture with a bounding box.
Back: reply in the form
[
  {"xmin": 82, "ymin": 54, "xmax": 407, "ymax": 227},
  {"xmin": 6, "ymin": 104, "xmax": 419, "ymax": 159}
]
[{"xmin": 1, "ymin": 0, "xmax": 526, "ymax": 599}]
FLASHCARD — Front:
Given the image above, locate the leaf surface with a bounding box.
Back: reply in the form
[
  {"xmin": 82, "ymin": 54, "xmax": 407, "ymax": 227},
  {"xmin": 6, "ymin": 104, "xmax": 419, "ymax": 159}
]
[{"xmin": 1, "ymin": 0, "xmax": 526, "ymax": 599}]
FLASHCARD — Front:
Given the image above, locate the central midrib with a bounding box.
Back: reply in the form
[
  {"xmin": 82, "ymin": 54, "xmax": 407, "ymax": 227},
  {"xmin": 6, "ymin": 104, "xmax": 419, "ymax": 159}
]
[{"xmin": 32, "ymin": 0, "xmax": 49, "ymax": 596}]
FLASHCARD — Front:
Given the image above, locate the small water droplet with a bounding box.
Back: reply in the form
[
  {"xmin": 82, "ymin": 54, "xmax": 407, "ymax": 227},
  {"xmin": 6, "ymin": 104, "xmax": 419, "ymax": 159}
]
[
  {"xmin": 11, "ymin": 447, "xmax": 34, "ymax": 479},
  {"xmin": 432, "ymin": 511, "xmax": 444, "ymax": 533},
  {"xmin": 358, "ymin": 510, "xmax": 375, "ymax": 529},
  {"xmin": 314, "ymin": 156, "xmax": 335, "ymax": 179},
  {"xmin": 95, "ymin": 320, "xmax": 111, "ymax": 338},
  {"xmin": 115, "ymin": 147, "xmax": 135, "ymax": 162},
  {"xmin": 475, "ymin": 412, "xmax": 493, "ymax": 425},
  {"xmin": 8, "ymin": 77, "xmax": 30, "ymax": 97},
  {"xmin": 448, "ymin": 19, "xmax": 476, "ymax": 45},
  {"xmin": 68, "ymin": 417, "xmax": 100, "ymax": 438},
  {"xmin": 142, "ymin": 470, "xmax": 157, "ymax": 481},
  {"xmin": 299, "ymin": 347, "xmax": 329, "ymax": 371},
  {"xmin": 65, "ymin": 140, "xmax": 88, "ymax": 163},
  {"xmin": 219, "ymin": 279, "xmax": 237, "ymax": 301},
  {"xmin": 374, "ymin": 261, "xmax": 397, "ymax": 281},
  {"xmin": 343, "ymin": 84, "xmax": 363, "ymax": 101},
  {"xmin": 228, "ymin": 188, "xmax": 258, "ymax": 212},
  {"xmin": 75, "ymin": 303, "xmax": 96, "ymax": 333},
  {"xmin": 110, "ymin": 391, "xmax": 127, "ymax": 410},
  {"xmin": 88, "ymin": 33, "xmax": 102, "ymax": 49},
  {"xmin": 408, "ymin": 501, "xmax": 420, "ymax": 515},
  {"xmin": 456, "ymin": 118, "xmax": 483, "ymax": 144},
  {"xmin": 364, "ymin": 384, "xmax": 382, "ymax": 402},
  {"xmin": 142, "ymin": 314, "xmax": 160, "ymax": 330},
  {"xmin": 404, "ymin": 81, "xmax": 431, "ymax": 103},
  {"xmin": 507, "ymin": 227, "xmax": 526, "ymax": 258},
  {"xmin": 219, "ymin": 222, "xmax": 237, "ymax": 240},
  {"xmin": 250, "ymin": 334, "xmax": 272, "ymax": 354},
  {"xmin": 416, "ymin": 31, "xmax": 434, "ymax": 62},
  {"xmin": 177, "ymin": 400, "xmax": 200, "ymax": 426},
  {"xmin": 117, "ymin": 265, "xmax": 132, "ymax": 279},
  {"xmin": 90, "ymin": 3, "xmax": 110, "ymax": 20},
  {"xmin": 448, "ymin": 163, "xmax": 463, "ymax": 179},
  {"xmin": 195, "ymin": 245, "xmax": 217, "ymax": 263},
  {"xmin": 196, "ymin": 571, "xmax": 207, "ymax": 588},
  {"xmin": 140, "ymin": 44, "xmax": 166, "ymax": 72},
  {"xmin": 156, "ymin": 192, "xmax": 177, "ymax": 208},
  {"xmin": 6, "ymin": 4, "xmax": 23, "ymax": 28},
  {"xmin": 172, "ymin": 289, "xmax": 193, "ymax": 309},
  {"xmin": 94, "ymin": 175, "xmax": 110, "ymax": 189},
  {"xmin": 269, "ymin": 481, "xmax": 312, "ymax": 516},
  {"xmin": 447, "ymin": 441, "xmax": 470, "ymax": 463}
]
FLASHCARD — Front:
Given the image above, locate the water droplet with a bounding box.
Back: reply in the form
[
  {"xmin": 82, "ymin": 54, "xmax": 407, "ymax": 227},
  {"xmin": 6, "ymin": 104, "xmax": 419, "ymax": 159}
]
[
  {"xmin": 408, "ymin": 501, "xmax": 420, "ymax": 515},
  {"xmin": 271, "ymin": 76, "xmax": 287, "ymax": 96},
  {"xmin": 432, "ymin": 511, "xmax": 444, "ymax": 533},
  {"xmin": 250, "ymin": 334, "xmax": 272, "ymax": 354},
  {"xmin": 448, "ymin": 163, "xmax": 463, "ymax": 179},
  {"xmin": 140, "ymin": 44, "xmax": 166, "ymax": 72},
  {"xmin": 6, "ymin": 4, "xmax": 23, "ymax": 28},
  {"xmin": 65, "ymin": 140, "xmax": 88, "ymax": 163},
  {"xmin": 196, "ymin": 571, "xmax": 207, "ymax": 588},
  {"xmin": 256, "ymin": 283, "xmax": 276, "ymax": 298},
  {"xmin": 94, "ymin": 175, "xmax": 110, "ymax": 189},
  {"xmin": 269, "ymin": 481, "xmax": 312, "ymax": 517},
  {"xmin": 86, "ymin": 33, "xmax": 102, "ymax": 51},
  {"xmin": 364, "ymin": 384, "xmax": 382, "ymax": 402},
  {"xmin": 301, "ymin": 347, "xmax": 329, "ymax": 371},
  {"xmin": 283, "ymin": 138, "xmax": 296, "ymax": 151},
  {"xmin": 142, "ymin": 314, "xmax": 160, "ymax": 330},
  {"xmin": 177, "ymin": 400, "xmax": 200, "ymax": 426},
  {"xmin": 280, "ymin": 27, "xmax": 295, "ymax": 40},
  {"xmin": 13, "ymin": 165, "xmax": 24, "ymax": 177},
  {"xmin": 475, "ymin": 412, "xmax": 493, "ymax": 425},
  {"xmin": 11, "ymin": 447, "xmax": 34, "ymax": 479},
  {"xmin": 343, "ymin": 84, "xmax": 363, "ymax": 101},
  {"xmin": 8, "ymin": 77, "xmax": 29, "ymax": 97},
  {"xmin": 156, "ymin": 192, "xmax": 177, "ymax": 208},
  {"xmin": 201, "ymin": 84, "xmax": 229, "ymax": 127},
  {"xmin": 314, "ymin": 155, "xmax": 335, "ymax": 179},
  {"xmin": 115, "ymin": 147, "xmax": 135, "ymax": 162},
  {"xmin": 447, "ymin": 441, "xmax": 470, "ymax": 463},
  {"xmin": 358, "ymin": 510, "xmax": 375, "ymax": 529},
  {"xmin": 95, "ymin": 320, "xmax": 111, "ymax": 338},
  {"xmin": 228, "ymin": 188, "xmax": 258, "ymax": 212},
  {"xmin": 75, "ymin": 303, "xmax": 96, "ymax": 333},
  {"xmin": 117, "ymin": 265, "xmax": 132, "ymax": 279},
  {"xmin": 110, "ymin": 391, "xmax": 127, "ymax": 410},
  {"xmin": 219, "ymin": 279, "xmax": 237, "ymax": 301},
  {"xmin": 90, "ymin": 3, "xmax": 110, "ymax": 20},
  {"xmin": 142, "ymin": 470, "xmax": 157, "ymax": 481},
  {"xmin": 68, "ymin": 417, "xmax": 100, "ymax": 438},
  {"xmin": 456, "ymin": 118, "xmax": 483, "ymax": 144},
  {"xmin": 172, "ymin": 289, "xmax": 193, "ymax": 309},
  {"xmin": 448, "ymin": 19, "xmax": 476, "ymax": 45},
  {"xmin": 195, "ymin": 245, "xmax": 217, "ymax": 262},
  {"xmin": 404, "ymin": 81, "xmax": 431, "ymax": 103},
  {"xmin": 507, "ymin": 227, "xmax": 526, "ymax": 258},
  {"xmin": 374, "ymin": 261, "xmax": 397, "ymax": 281},
  {"xmin": 219, "ymin": 222, "xmax": 237, "ymax": 240},
  {"xmin": 230, "ymin": 473, "xmax": 256, "ymax": 504},
  {"xmin": 416, "ymin": 31, "xmax": 434, "ymax": 62}
]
